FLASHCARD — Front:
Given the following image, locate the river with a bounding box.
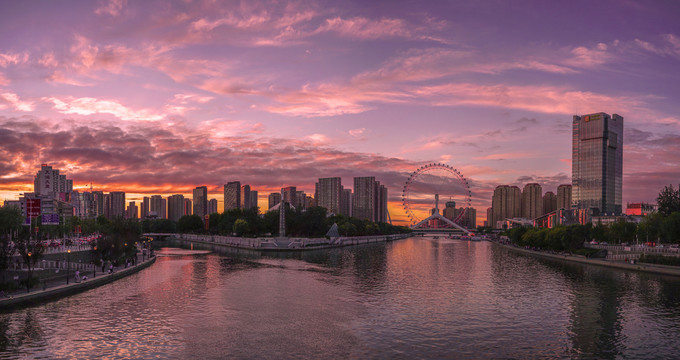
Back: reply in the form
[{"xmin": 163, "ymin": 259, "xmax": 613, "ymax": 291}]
[{"xmin": 1, "ymin": 237, "xmax": 680, "ymax": 359}]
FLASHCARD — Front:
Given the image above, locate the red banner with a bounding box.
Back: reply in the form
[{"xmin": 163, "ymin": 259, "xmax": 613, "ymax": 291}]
[{"xmin": 27, "ymin": 198, "xmax": 41, "ymax": 217}]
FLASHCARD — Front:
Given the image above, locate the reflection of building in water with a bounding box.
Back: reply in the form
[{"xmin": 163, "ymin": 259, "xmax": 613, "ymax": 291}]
[{"xmin": 566, "ymin": 270, "xmax": 626, "ymax": 358}]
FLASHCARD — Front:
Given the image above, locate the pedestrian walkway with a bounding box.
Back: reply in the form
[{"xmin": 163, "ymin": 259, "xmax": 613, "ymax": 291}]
[{"xmin": 0, "ymin": 252, "xmax": 156, "ymax": 310}]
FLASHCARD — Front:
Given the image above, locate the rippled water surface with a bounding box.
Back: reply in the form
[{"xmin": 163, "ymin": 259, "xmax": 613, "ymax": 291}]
[{"xmin": 2, "ymin": 238, "xmax": 680, "ymax": 359}]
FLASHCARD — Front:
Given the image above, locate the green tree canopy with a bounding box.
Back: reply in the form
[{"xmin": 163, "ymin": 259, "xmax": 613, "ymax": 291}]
[{"xmin": 657, "ymin": 184, "xmax": 680, "ymax": 216}]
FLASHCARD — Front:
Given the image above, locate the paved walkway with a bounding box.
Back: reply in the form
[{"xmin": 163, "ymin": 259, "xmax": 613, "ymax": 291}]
[
  {"xmin": 1, "ymin": 253, "xmax": 156, "ymax": 310},
  {"xmin": 490, "ymin": 240, "xmax": 680, "ymax": 277}
]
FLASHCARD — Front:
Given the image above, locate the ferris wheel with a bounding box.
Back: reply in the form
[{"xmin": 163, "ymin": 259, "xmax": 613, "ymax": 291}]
[{"xmin": 402, "ymin": 163, "xmax": 472, "ymax": 226}]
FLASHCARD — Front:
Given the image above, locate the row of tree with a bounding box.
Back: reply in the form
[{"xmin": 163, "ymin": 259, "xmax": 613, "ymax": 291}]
[
  {"xmin": 505, "ymin": 224, "xmax": 590, "ymax": 252},
  {"xmin": 504, "ymin": 184, "xmax": 680, "ymax": 252},
  {"xmin": 146, "ymin": 206, "xmax": 411, "ymax": 238}
]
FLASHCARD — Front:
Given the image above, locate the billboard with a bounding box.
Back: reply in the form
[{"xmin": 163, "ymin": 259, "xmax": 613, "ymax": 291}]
[
  {"xmin": 27, "ymin": 198, "xmax": 41, "ymax": 217},
  {"xmin": 42, "ymin": 213, "xmax": 60, "ymax": 225}
]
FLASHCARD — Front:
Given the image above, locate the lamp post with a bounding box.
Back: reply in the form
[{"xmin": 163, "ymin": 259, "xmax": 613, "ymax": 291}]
[
  {"xmin": 93, "ymin": 246, "xmax": 97, "ymax": 278},
  {"xmin": 66, "ymin": 249, "xmax": 71, "ymax": 284},
  {"xmin": 26, "ymin": 252, "xmax": 32, "ymax": 293}
]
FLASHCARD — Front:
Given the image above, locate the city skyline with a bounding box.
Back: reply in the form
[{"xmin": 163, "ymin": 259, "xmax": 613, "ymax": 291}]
[{"xmin": 1, "ymin": 1, "xmax": 680, "ymax": 225}]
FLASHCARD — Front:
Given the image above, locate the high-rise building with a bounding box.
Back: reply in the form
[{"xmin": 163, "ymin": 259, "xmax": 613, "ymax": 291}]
[
  {"xmin": 352, "ymin": 177, "xmax": 387, "ymax": 222},
  {"xmin": 141, "ymin": 196, "xmax": 150, "ymax": 219},
  {"xmin": 150, "ymin": 195, "xmax": 166, "ymax": 219},
  {"xmin": 491, "ymin": 185, "xmax": 521, "ymax": 228},
  {"xmin": 33, "ymin": 164, "xmax": 72, "ymax": 198},
  {"xmin": 249, "ymin": 191, "xmax": 258, "ymax": 211},
  {"xmin": 268, "ymin": 192, "xmax": 281, "ymax": 211},
  {"xmin": 168, "ymin": 194, "xmax": 185, "ymax": 221},
  {"xmin": 295, "ymin": 191, "xmax": 306, "ymax": 210},
  {"xmin": 126, "ymin": 201, "xmax": 138, "ymax": 219},
  {"xmin": 341, "ymin": 189, "xmax": 352, "ymax": 216},
  {"xmin": 241, "ymin": 185, "xmax": 251, "ymax": 209},
  {"xmin": 462, "ymin": 207, "xmax": 476, "ymax": 229},
  {"xmin": 93, "ymin": 191, "xmax": 104, "ymax": 217},
  {"xmin": 184, "ymin": 199, "xmax": 192, "ymax": 216},
  {"xmin": 282, "ymin": 187, "xmax": 297, "ymax": 209},
  {"xmin": 107, "ymin": 192, "xmax": 126, "ymax": 219},
  {"xmin": 443, "ymin": 201, "xmax": 456, "ymax": 220},
  {"xmin": 315, "ymin": 177, "xmax": 342, "ymax": 215},
  {"xmin": 208, "ymin": 199, "xmax": 218, "ymax": 215},
  {"xmin": 486, "ymin": 207, "xmax": 493, "ymax": 227},
  {"xmin": 193, "ymin": 186, "xmax": 208, "ymax": 220},
  {"xmin": 557, "ymin": 184, "xmax": 572, "ymax": 210},
  {"xmin": 522, "ymin": 183, "xmax": 543, "ymax": 220},
  {"xmin": 572, "ymin": 112, "xmax": 623, "ymax": 215},
  {"xmin": 224, "ymin": 182, "xmax": 240, "ymax": 211},
  {"xmin": 543, "ymin": 191, "xmax": 557, "ymax": 215}
]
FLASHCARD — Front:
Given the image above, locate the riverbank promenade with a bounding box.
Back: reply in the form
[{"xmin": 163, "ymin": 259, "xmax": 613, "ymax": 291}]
[
  {"xmin": 0, "ymin": 253, "xmax": 156, "ymax": 311},
  {"xmin": 490, "ymin": 239, "xmax": 680, "ymax": 277}
]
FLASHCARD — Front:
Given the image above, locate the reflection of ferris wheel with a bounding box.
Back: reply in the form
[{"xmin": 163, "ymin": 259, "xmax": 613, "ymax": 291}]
[{"xmin": 402, "ymin": 163, "xmax": 472, "ymax": 226}]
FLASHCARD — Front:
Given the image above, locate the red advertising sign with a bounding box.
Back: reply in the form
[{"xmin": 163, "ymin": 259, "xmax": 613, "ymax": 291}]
[{"xmin": 27, "ymin": 198, "xmax": 41, "ymax": 217}]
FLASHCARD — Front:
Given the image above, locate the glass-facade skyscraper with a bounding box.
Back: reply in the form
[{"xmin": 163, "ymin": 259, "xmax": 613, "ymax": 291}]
[{"xmin": 572, "ymin": 112, "xmax": 623, "ymax": 215}]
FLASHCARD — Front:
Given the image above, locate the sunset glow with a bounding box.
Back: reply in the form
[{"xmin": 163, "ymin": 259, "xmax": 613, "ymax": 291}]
[{"xmin": 1, "ymin": 0, "xmax": 679, "ymax": 225}]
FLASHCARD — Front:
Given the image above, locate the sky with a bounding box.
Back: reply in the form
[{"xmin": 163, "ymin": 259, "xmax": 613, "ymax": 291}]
[{"xmin": 1, "ymin": 0, "xmax": 679, "ymax": 225}]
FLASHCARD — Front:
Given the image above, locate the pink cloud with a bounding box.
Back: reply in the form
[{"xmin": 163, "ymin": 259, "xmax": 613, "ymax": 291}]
[
  {"xmin": 0, "ymin": 52, "xmax": 29, "ymax": 67},
  {"xmin": 563, "ymin": 43, "xmax": 612, "ymax": 68},
  {"xmin": 0, "ymin": 93, "xmax": 35, "ymax": 112},
  {"xmin": 95, "ymin": 0, "xmax": 127, "ymax": 16},
  {"xmin": 473, "ymin": 152, "xmax": 534, "ymax": 161},
  {"xmin": 45, "ymin": 96, "xmax": 165, "ymax": 121},
  {"xmin": 315, "ymin": 16, "xmax": 411, "ymax": 39}
]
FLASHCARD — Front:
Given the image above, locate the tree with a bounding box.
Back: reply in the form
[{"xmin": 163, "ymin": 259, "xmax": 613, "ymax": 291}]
[
  {"xmin": 232, "ymin": 219, "xmax": 249, "ymax": 236},
  {"xmin": 657, "ymin": 184, "xmax": 680, "ymax": 216},
  {"xmin": 13, "ymin": 228, "xmax": 46, "ymax": 292},
  {"xmin": 638, "ymin": 212, "xmax": 663, "ymax": 244},
  {"xmin": 661, "ymin": 212, "xmax": 680, "ymax": 244},
  {"xmin": 177, "ymin": 215, "xmax": 204, "ymax": 233},
  {"xmin": 0, "ymin": 207, "xmax": 23, "ymax": 277}
]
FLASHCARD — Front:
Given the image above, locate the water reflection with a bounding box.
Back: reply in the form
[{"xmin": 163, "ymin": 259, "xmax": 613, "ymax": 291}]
[{"xmin": 1, "ymin": 238, "xmax": 680, "ymax": 359}]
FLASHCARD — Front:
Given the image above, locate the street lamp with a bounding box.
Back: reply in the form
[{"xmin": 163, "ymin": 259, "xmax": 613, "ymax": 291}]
[
  {"xmin": 27, "ymin": 252, "xmax": 32, "ymax": 293},
  {"xmin": 66, "ymin": 249, "xmax": 71, "ymax": 284},
  {"xmin": 93, "ymin": 246, "xmax": 97, "ymax": 278}
]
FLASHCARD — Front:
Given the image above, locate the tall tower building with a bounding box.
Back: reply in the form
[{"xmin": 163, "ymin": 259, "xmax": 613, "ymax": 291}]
[
  {"xmin": 224, "ymin": 182, "xmax": 240, "ymax": 211},
  {"xmin": 341, "ymin": 188, "xmax": 352, "ymax": 216},
  {"xmin": 522, "ymin": 183, "xmax": 543, "ymax": 220},
  {"xmin": 126, "ymin": 201, "xmax": 138, "ymax": 219},
  {"xmin": 249, "ymin": 191, "xmax": 258, "ymax": 211},
  {"xmin": 241, "ymin": 185, "xmax": 251, "ymax": 209},
  {"xmin": 268, "ymin": 192, "xmax": 281, "ymax": 211},
  {"xmin": 168, "ymin": 194, "xmax": 185, "ymax": 221},
  {"xmin": 208, "ymin": 199, "xmax": 218, "ymax": 215},
  {"xmin": 184, "ymin": 199, "xmax": 192, "ymax": 216},
  {"xmin": 33, "ymin": 164, "xmax": 72, "ymax": 198},
  {"xmin": 295, "ymin": 191, "xmax": 306, "ymax": 210},
  {"xmin": 282, "ymin": 187, "xmax": 297, "ymax": 209},
  {"xmin": 315, "ymin": 177, "xmax": 342, "ymax": 215},
  {"xmin": 557, "ymin": 184, "xmax": 572, "ymax": 210},
  {"xmin": 572, "ymin": 112, "xmax": 623, "ymax": 215},
  {"xmin": 93, "ymin": 191, "xmax": 105, "ymax": 217},
  {"xmin": 352, "ymin": 177, "xmax": 388, "ymax": 222},
  {"xmin": 141, "ymin": 196, "xmax": 150, "ymax": 219},
  {"xmin": 108, "ymin": 192, "xmax": 126, "ymax": 219},
  {"xmin": 543, "ymin": 191, "xmax": 557, "ymax": 215},
  {"xmin": 150, "ymin": 195, "xmax": 166, "ymax": 219},
  {"xmin": 193, "ymin": 186, "xmax": 208, "ymax": 220},
  {"xmin": 353, "ymin": 177, "xmax": 375, "ymax": 221},
  {"xmin": 491, "ymin": 185, "xmax": 521, "ymax": 228}
]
